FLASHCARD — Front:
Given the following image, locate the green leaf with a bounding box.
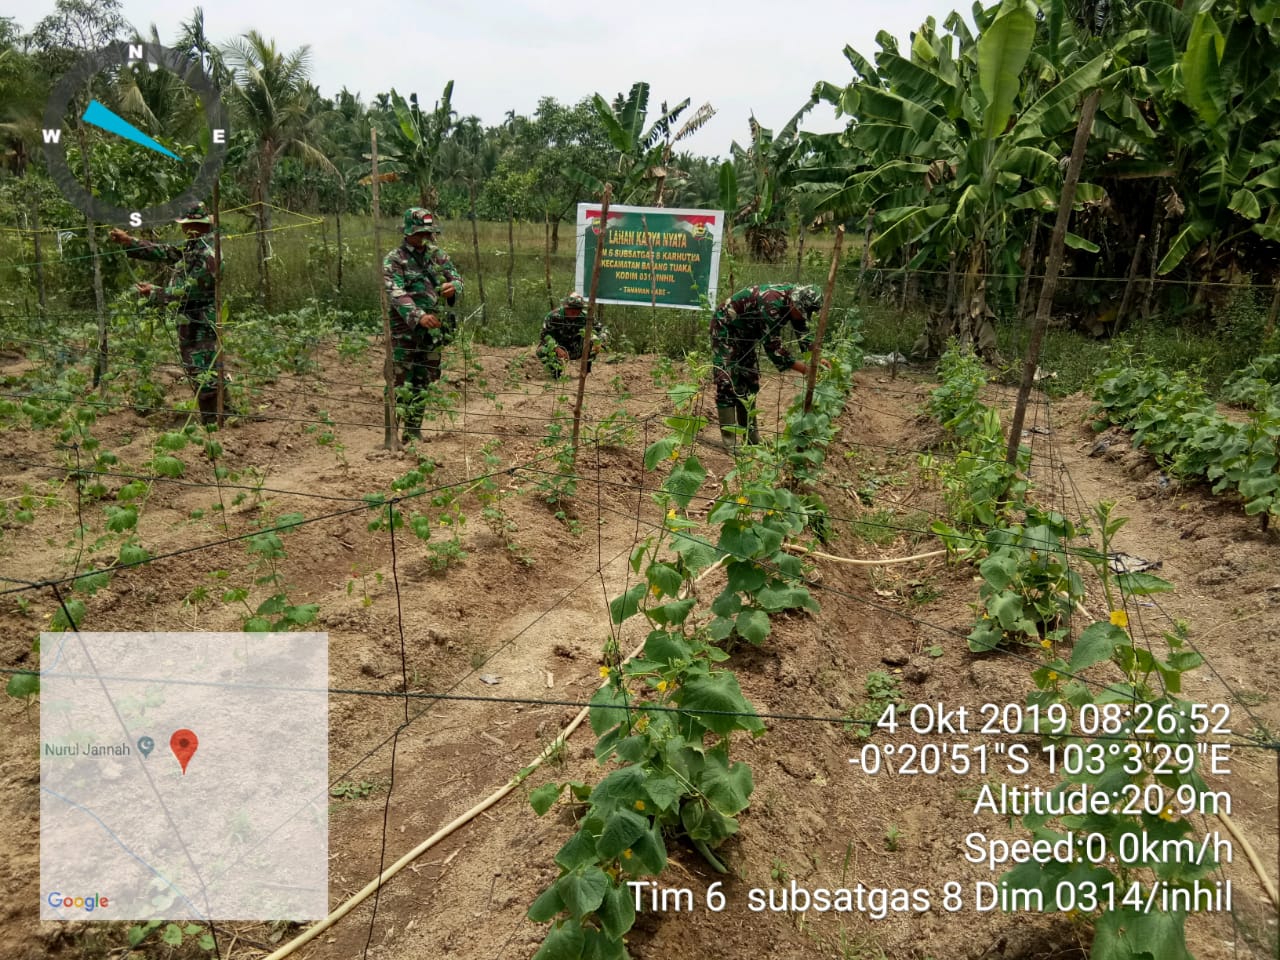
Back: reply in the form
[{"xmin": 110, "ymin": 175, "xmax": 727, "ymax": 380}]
[
  {"xmin": 529, "ymin": 783, "xmax": 563, "ymax": 816},
  {"xmin": 609, "ymin": 584, "xmax": 646, "ymax": 625},
  {"xmin": 1063, "ymin": 232, "xmax": 1100, "ymax": 253},
  {"xmin": 1093, "ymin": 906, "xmax": 1192, "ymax": 960},
  {"xmin": 153, "ymin": 455, "xmax": 184, "ymax": 478},
  {"xmin": 977, "ymin": 0, "xmax": 1038, "ymax": 139},
  {"xmin": 555, "ymin": 866, "xmax": 609, "ymax": 921},
  {"xmin": 588, "ymin": 684, "xmax": 627, "ymax": 736},
  {"xmin": 699, "ymin": 749, "xmax": 754, "ymax": 814},
  {"xmin": 243, "ymin": 616, "xmax": 272, "ymax": 633},
  {"xmin": 532, "ymin": 919, "xmax": 585, "ymax": 960},
  {"xmin": 1180, "ymin": 10, "xmax": 1227, "ymax": 131},
  {"xmin": 554, "ymin": 828, "xmax": 599, "ymax": 871},
  {"xmin": 50, "ymin": 599, "xmax": 86, "ymax": 632},
  {"xmin": 161, "ymin": 923, "xmax": 184, "ymax": 947},
  {"xmin": 1115, "ymin": 571, "xmax": 1174, "ymax": 596},
  {"xmin": 677, "ymin": 672, "xmax": 764, "ymax": 734},
  {"xmin": 527, "ymin": 884, "xmax": 564, "ymax": 923},
  {"xmin": 597, "ymin": 809, "xmax": 648, "ymax": 859},
  {"xmin": 597, "ymin": 880, "xmax": 636, "ymax": 941},
  {"xmin": 1071, "ymin": 621, "xmax": 1132, "ymax": 672},
  {"xmin": 734, "ymin": 608, "xmax": 771, "ymax": 645},
  {"xmin": 6, "ymin": 671, "xmax": 39, "ymax": 699},
  {"xmin": 643, "ymin": 438, "xmax": 678, "ymax": 470}
]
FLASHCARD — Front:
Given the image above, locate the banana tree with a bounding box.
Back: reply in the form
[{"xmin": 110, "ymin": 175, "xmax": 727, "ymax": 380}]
[
  {"xmin": 380, "ymin": 81, "xmax": 455, "ymax": 209},
  {"xmin": 722, "ymin": 99, "xmax": 818, "ymax": 262},
  {"xmin": 1133, "ymin": 0, "xmax": 1280, "ymax": 281},
  {"xmin": 812, "ymin": 0, "xmax": 1116, "ymax": 357}
]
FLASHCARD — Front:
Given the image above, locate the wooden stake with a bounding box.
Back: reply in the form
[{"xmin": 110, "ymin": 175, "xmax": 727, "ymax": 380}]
[
  {"xmin": 468, "ymin": 181, "xmax": 486, "ymax": 318},
  {"xmin": 212, "ymin": 179, "xmax": 225, "ymax": 427},
  {"xmin": 77, "ymin": 124, "xmax": 107, "ymax": 396},
  {"xmin": 858, "ymin": 209, "xmax": 874, "ymax": 309},
  {"xmin": 1006, "ymin": 89, "xmax": 1102, "ymax": 467},
  {"xmin": 1142, "ymin": 220, "xmax": 1162, "ymax": 319},
  {"xmin": 1264, "ymin": 277, "xmax": 1280, "ymax": 342},
  {"xmin": 30, "ymin": 198, "xmax": 46, "ymax": 313},
  {"xmin": 803, "ymin": 225, "xmax": 844, "ymax": 414},
  {"xmin": 1113, "ymin": 233, "xmax": 1146, "ymax": 337},
  {"xmin": 795, "ymin": 222, "xmax": 806, "ymax": 284},
  {"xmin": 571, "ymin": 184, "xmax": 611, "ymax": 458},
  {"xmin": 544, "ymin": 211, "xmax": 555, "ymax": 310},
  {"xmin": 371, "ymin": 128, "xmax": 398, "ymax": 451},
  {"xmin": 506, "ymin": 212, "xmax": 515, "ymax": 307}
]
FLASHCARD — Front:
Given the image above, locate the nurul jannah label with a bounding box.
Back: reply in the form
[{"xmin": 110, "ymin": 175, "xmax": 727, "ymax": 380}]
[{"xmin": 575, "ymin": 204, "xmax": 725, "ymax": 311}]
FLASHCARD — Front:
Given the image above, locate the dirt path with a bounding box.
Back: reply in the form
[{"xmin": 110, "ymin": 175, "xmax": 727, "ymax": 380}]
[{"xmin": 1, "ymin": 351, "xmax": 1275, "ymax": 960}]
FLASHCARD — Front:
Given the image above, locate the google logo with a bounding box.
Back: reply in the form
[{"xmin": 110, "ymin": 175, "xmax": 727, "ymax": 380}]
[{"xmin": 47, "ymin": 891, "xmax": 110, "ymax": 912}]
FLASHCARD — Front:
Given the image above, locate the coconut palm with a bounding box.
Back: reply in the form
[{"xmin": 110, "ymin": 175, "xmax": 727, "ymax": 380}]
[{"xmin": 223, "ymin": 30, "xmax": 335, "ymax": 305}]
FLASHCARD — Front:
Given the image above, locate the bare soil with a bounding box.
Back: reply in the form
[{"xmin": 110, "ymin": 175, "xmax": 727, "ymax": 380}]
[{"xmin": 1, "ymin": 345, "xmax": 1276, "ymax": 960}]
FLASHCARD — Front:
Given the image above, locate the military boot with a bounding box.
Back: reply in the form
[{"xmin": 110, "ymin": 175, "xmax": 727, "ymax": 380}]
[
  {"xmin": 737, "ymin": 403, "xmax": 760, "ymax": 445},
  {"xmin": 717, "ymin": 405, "xmax": 741, "ymax": 451},
  {"xmin": 197, "ymin": 392, "xmax": 220, "ymax": 428}
]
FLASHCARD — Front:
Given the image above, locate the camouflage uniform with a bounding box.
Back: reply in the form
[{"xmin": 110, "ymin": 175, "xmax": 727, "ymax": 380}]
[
  {"xmin": 709, "ymin": 283, "xmax": 822, "ymax": 445},
  {"xmin": 383, "ymin": 208, "xmax": 464, "ymax": 439},
  {"xmin": 539, "ymin": 293, "xmax": 602, "ymax": 378},
  {"xmin": 119, "ymin": 203, "xmax": 223, "ymax": 422}
]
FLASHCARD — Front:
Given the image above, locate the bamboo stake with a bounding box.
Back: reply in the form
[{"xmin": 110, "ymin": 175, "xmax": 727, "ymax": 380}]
[
  {"xmin": 571, "ymin": 184, "xmax": 611, "ymax": 458},
  {"xmin": 1006, "ymin": 89, "xmax": 1102, "ymax": 467},
  {"xmin": 795, "ymin": 221, "xmax": 806, "ymax": 284},
  {"xmin": 506, "ymin": 211, "xmax": 515, "ymax": 307},
  {"xmin": 30, "ymin": 199, "xmax": 46, "ymax": 313},
  {"xmin": 371, "ymin": 128, "xmax": 398, "ymax": 451},
  {"xmin": 803, "ymin": 225, "xmax": 844, "ymax": 414}
]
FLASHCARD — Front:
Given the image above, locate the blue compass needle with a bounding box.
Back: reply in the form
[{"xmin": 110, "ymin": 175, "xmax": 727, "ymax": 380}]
[{"xmin": 82, "ymin": 100, "xmax": 181, "ymax": 161}]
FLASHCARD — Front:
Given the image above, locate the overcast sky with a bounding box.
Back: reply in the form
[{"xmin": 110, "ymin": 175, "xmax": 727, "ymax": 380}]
[{"xmin": 15, "ymin": 0, "xmax": 972, "ymax": 157}]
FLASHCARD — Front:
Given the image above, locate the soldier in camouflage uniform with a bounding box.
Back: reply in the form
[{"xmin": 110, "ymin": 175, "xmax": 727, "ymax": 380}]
[
  {"xmin": 709, "ymin": 283, "xmax": 822, "ymax": 447},
  {"xmin": 539, "ymin": 292, "xmax": 603, "ymax": 378},
  {"xmin": 383, "ymin": 208, "xmax": 464, "ymax": 442},
  {"xmin": 108, "ymin": 202, "xmax": 223, "ymax": 425}
]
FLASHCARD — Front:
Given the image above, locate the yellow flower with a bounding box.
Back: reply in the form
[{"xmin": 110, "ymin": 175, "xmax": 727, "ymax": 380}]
[
  {"xmin": 736, "ymin": 495, "xmax": 749, "ymax": 506},
  {"xmin": 622, "ymin": 848, "xmax": 633, "ymax": 860},
  {"xmin": 635, "ymin": 716, "xmax": 650, "ymax": 732},
  {"xmin": 668, "ymin": 449, "xmax": 680, "ymax": 462},
  {"xmin": 599, "ymin": 666, "xmax": 611, "ymax": 679},
  {"xmin": 1110, "ymin": 609, "xmax": 1129, "ymax": 629},
  {"xmin": 634, "ymin": 800, "xmax": 645, "ymax": 811},
  {"xmin": 1040, "ymin": 639, "xmax": 1052, "ymax": 650},
  {"xmin": 1158, "ymin": 805, "xmax": 1178, "ymax": 822},
  {"xmin": 650, "ymin": 584, "xmax": 662, "ymax": 597},
  {"xmin": 1047, "ymin": 671, "xmax": 1059, "ymax": 681},
  {"xmin": 656, "ymin": 680, "xmax": 670, "ymax": 693},
  {"xmin": 666, "ymin": 508, "xmax": 677, "ymax": 520}
]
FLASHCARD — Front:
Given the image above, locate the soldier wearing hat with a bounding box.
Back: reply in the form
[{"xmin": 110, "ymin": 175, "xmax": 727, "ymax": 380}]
[
  {"xmin": 709, "ymin": 283, "xmax": 823, "ymax": 448},
  {"xmin": 538, "ymin": 292, "xmax": 603, "ymax": 378},
  {"xmin": 108, "ymin": 202, "xmax": 223, "ymax": 425},
  {"xmin": 383, "ymin": 208, "xmax": 464, "ymax": 442}
]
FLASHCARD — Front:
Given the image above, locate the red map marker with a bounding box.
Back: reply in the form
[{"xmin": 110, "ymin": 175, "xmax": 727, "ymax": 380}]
[{"xmin": 170, "ymin": 729, "xmax": 198, "ymax": 774}]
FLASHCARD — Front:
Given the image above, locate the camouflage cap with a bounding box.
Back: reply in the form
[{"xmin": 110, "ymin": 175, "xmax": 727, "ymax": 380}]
[
  {"xmin": 176, "ymin": 201, "xmax": 213, "ymax": 224},
  {"xmin": 793, "ymin": 284, "xmax": 822, "ymax": 314},
  {"xmin": 562, "ymin": 292, "xmax": 586, "ymax": 309},
  {"xmin": 404, "ymin": 207, "xmax": 439, "ymax": 236}
]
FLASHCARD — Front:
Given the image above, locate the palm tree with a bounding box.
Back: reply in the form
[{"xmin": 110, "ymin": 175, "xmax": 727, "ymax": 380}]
[{"xmin": 223, "ymin": 30, "xmax": 335, "ymax": 305}]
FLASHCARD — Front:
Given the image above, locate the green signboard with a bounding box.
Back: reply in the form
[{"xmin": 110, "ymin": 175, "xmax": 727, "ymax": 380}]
[{"xmin": 575, "ymin": 203, "xmax": 725, "ymax": 310}]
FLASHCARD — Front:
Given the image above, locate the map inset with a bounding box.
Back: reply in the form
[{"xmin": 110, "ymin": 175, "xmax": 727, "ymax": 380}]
[{"xmin": 40, "ymin": 632, "xmax": 328, "ymax": 920}]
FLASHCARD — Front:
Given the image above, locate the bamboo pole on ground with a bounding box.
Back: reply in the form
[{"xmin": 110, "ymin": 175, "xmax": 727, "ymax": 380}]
[
  {"xmin": 371, "ymin": 128, "xmax": 398, "ymax": 451},
  {"xmin": 803, "ymin": 225, "xmax": 844, "ymax": 414},
  {"xmin": 1006, "ymin": 89, "xmax": 1102, "ymax": 467},
  {"xmin": 571, "ymin": 184, "xmax": 611, "ymax": 459}
]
